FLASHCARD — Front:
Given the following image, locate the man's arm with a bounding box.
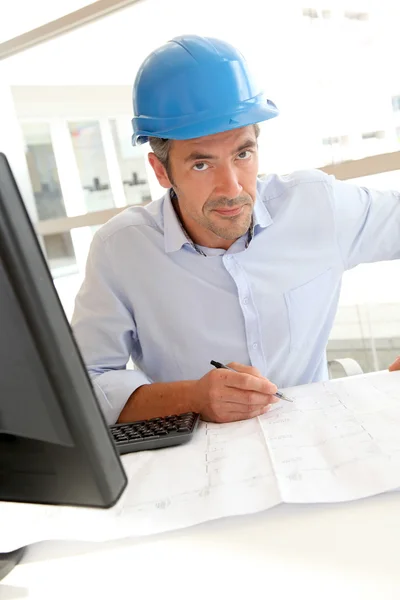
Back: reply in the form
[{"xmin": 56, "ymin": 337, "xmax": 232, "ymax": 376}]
[
  {"xmin": 326, "ymin": 175, "xmax": 400, "ymax": 269},
  {"xmin": 72, "ymin": 232, "xmax": 152, "ymax": 425},
  {"xmin": 118, "ymin": 380, "xmax": 198, "ymax": 422},
  {"xmin": 389, "ymin": 357, "xmax": 400, "ymax": 372},
  {"xmin": 72, "ymin": 235, "xmax": 278, "ymax": 424},
  {"xmin": 118, "ymin": 362, "xmax": 279, "ymax": 423}
]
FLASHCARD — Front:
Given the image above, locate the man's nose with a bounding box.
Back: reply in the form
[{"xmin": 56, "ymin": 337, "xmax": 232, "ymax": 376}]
[{"xmin": 215, "ymin": 166, "xmax": 243, "ymax": 199}]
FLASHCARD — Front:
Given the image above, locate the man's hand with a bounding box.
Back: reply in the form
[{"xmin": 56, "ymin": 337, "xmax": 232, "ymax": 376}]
[
  {"xmin": 194, "ymin": 362, "xmax": 279, "ymax": 423},
  {"xmin": 389, "ymin": 357, "xmax": 400, "ymax": 372}
]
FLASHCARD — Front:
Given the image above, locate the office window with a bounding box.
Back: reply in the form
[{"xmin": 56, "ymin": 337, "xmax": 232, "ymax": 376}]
[
  {"xmin": 21, "ymin": 122, "xmax": 77, "ymax": 274},
  {"xmin": 110, "ymin": 118, "xmax": 151, "ymax": 206},
  {"xmin": 302, "ymin": 8, "xmax": 331, "ymax": 20},
  {"xmin": 302, "ymin": 8, "xmax": 318, "ymax": 19},
  {"xmin": 22, "ymin": 122, "xmax": 67, "ymax": 220},
  {"xmin": 344, "ymin": 11, "xmax": 369, "ymax": 21},
  {"xmin": 361, "ymin": 131, "xmax": 385, "ymax": 140},
  {"xmin": 69, "ymin": 121, "xmax": 114, "ymax": 213},
  {"xmin": 322, "ymin": 136, "xmax": 340, "ymax": 145},
  {"xmin": 321, "ymin": 135, "xmax": 350, "ymax": 165},
  {"xmin": 42, "ymin": 233, "xmax": 76, "ymax": 274},
  {"xmin": 392, "ymin": 95, "xmax": 400, "ymax": 112}
]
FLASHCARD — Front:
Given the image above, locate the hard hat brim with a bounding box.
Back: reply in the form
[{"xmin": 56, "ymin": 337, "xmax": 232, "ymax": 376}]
[{"xmin": 132, "ymin": 97, "xmax": 279, "ymax": 146}]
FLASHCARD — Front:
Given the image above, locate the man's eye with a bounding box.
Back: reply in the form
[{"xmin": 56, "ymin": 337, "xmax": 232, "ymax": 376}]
[
  {"xmin": 193, "ymin": 163, "xmax": 209, "ymax": 171},
  {"xmin": 237, "ymin": 150, "xmax": 252, "ymax": 160}
]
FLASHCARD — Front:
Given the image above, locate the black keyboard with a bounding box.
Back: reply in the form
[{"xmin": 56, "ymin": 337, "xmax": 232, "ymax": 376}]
[{"xmin": 110, "ymin": 412, "xmax": 200, "ymax": 454}]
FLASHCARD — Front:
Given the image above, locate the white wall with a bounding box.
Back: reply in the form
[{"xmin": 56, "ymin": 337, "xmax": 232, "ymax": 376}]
[{"xmin": 11, "ymin": 85, "xmax": 132, "ymax": 118}]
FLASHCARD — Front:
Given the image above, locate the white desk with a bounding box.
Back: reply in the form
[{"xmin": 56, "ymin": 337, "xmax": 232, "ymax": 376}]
[{"xmin": 2, "ymin": 491, "xmax": 400, "ymax": 600}]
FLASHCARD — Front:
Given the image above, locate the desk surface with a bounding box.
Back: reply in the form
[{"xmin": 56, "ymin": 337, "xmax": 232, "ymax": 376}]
[
  {"xmin": 2, "ymin": 491, "xmax": 400, "ymax": 600},
  {"xmin": 3, "ymin": 370, "xmax": 400, "ymax": 599}
]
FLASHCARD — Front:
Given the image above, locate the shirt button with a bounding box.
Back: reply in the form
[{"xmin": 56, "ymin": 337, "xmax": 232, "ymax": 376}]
[
  {"xmin": 252, "ymin": 342, "xmax": 258, "ymax": 349},
  {"xmin": 243, "ymin": 297, "xmax": 249, "ymax": 305}
]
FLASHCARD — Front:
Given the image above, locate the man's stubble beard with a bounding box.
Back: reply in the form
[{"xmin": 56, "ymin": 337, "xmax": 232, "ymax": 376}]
[{"xmin": 202, "ymin": 194, "xmax": 253, "ymax": 241}]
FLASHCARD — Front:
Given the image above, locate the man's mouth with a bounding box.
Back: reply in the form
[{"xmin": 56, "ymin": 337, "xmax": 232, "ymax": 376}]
[{"xmin": 213, "ymin": 205, "xmax": 244, "ymax": 217}]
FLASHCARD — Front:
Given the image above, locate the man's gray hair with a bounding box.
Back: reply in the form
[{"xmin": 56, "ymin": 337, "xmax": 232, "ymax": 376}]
[
  {"xmin": 148, "ymin": 137, "xmax": 173, "ymax": 173},
  {"xmin": 149, "ymin": 123, "xmax": 260, "ymax": 174}
]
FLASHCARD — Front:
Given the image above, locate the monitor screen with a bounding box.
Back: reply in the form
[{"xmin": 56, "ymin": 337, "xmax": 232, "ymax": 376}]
[{"xmin": 0, "ymin": 152, "xmax": 127, "ymax": 509}]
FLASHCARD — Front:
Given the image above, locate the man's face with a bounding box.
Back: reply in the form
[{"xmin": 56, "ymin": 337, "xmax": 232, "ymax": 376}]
[{"xmin": 149, "ymin": 126, "xmax": 259, "ymax": 249}]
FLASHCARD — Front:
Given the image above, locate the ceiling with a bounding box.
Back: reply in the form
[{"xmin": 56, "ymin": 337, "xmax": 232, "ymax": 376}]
[{"xmin": 0, "ymin": 0, "xmax": 141, "ymax": 60}]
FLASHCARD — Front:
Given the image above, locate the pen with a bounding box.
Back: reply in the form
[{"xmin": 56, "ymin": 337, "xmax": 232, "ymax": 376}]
[{"xmin": 210, "ymin": 360, "xmax": 294, "ymax": 402}]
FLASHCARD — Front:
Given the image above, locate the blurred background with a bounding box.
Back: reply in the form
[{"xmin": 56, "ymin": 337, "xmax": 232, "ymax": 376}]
[{"xmin": 1, "ymin": 0, "xmax": 399, "ymax": 374}]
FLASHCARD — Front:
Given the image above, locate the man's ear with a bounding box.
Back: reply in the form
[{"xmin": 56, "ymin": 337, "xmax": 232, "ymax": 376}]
[{"xmin": 148, "ymin": 153, "xmax": 172, "ymax": 188}]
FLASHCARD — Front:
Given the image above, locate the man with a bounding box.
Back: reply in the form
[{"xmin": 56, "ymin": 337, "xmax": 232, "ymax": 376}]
[
  {"xmin": 72, "ymin": 35, "xmax": 400, "ymax": 426},
  {"xmin": 389, "ymin": 357, "xmax": 400, "ymax": 372}
]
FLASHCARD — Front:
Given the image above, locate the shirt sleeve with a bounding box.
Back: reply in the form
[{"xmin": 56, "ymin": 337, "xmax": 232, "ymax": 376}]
[
  {"xmin": 71, "ymin": 232, "xmax": 151, "ymax": 425},
  {"xmin": 325, "ymin": 174, "xmax": 400, "ymax": 270}
]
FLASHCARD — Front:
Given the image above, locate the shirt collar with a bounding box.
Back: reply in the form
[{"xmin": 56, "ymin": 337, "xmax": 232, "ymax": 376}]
[
  {"xmin": 253, "ymin": 178, "xmax": 273, "ymax": 231},
  {"xmin": 163, "ymin": 183, "xmax": 273, "ymax": 254},
  {"xmin": 163, "ymin": 190, "xmax": 193, "ymax": 254}
]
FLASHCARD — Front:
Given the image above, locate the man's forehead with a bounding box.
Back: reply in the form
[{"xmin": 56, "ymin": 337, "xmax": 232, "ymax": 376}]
[{"xmin": 175, "ymin": 126, "xmax": 256, "ymax": 152}]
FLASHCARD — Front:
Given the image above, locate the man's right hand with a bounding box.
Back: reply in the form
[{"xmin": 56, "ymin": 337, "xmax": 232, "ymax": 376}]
[{"xmin": 194, "ymin": 362, "xmax": 279, "ymax": 423}]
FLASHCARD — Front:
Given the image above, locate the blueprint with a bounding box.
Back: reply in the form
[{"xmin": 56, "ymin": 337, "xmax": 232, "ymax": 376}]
[
  {"xmin": 260, "ymin": 370, "xmax": 400, "ymax": 503},
  {"xmin": 1, "ymin": 370, "xmax": 400, "ymax": 552}
]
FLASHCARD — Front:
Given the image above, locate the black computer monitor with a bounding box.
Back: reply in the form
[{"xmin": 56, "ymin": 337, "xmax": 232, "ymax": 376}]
[{"xmin": 0, "ymin": 153, "xmax": 127, "ymax": 577}]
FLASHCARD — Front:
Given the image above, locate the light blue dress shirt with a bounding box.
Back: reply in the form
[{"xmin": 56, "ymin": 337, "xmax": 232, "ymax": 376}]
[{"xmin": 71, "ymin": 169, "xmax": 400, "ymax": 424}]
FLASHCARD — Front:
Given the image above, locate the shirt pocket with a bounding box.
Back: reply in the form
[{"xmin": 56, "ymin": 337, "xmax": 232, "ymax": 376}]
[{"xmin": 284, "ymin": 268, "xmax": 334, "ymax": 353}]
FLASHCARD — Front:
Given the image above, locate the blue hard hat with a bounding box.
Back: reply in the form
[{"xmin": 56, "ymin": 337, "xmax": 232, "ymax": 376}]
[{"xmin": 131, "ymin": 35, "xmax": 279, "ymax": 145}]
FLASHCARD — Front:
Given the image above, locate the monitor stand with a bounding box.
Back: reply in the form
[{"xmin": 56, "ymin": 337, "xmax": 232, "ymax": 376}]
[{"xmin": 0, "ymin": 548, "xmax": 26, "ymax": 581}]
